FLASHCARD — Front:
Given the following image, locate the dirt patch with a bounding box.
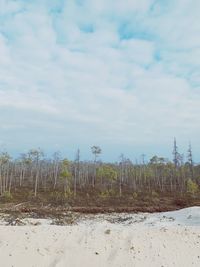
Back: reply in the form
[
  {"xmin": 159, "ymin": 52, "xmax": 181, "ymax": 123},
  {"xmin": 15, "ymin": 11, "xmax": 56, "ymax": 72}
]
[{"xmin": 0, "ymin": 190, "xmax": 199, "ymax": 218}]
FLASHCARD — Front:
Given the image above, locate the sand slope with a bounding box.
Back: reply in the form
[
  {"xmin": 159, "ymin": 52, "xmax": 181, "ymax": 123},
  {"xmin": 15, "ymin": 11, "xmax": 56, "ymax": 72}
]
[{"xmin": 0, "ymin": 207, "xmax": 200, "ymax": 267}]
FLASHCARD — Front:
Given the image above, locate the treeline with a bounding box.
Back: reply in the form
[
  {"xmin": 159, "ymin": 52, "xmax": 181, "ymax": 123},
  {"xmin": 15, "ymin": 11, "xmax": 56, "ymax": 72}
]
[{"xmin": 0, "ymin": 139, "xmax": 199, "ymax": 199}]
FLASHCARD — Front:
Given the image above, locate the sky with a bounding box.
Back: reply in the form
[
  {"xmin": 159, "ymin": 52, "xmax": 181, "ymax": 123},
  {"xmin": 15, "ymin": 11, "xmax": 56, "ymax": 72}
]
[{"xmin": 0, "ymin": 0, "xmax": 200, "ymax": 162}]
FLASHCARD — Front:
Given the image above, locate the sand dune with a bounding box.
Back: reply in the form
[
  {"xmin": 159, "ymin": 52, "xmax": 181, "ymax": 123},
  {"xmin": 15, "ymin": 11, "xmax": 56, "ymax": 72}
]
[{"xmin": 0, "ymin": 207, "xmax": 200, "ymax": 267}]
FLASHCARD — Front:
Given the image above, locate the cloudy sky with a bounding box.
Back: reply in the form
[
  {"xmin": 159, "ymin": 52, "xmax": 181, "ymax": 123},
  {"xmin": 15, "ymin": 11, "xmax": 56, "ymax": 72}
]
[{"xmin": 0, "ymin": 0, "xmax": 200, "ymax": 161}]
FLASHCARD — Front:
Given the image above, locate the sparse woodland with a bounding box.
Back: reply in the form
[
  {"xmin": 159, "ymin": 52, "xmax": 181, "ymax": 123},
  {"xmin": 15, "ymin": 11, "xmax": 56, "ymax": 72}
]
[{"xmin": 0, "ymin": 139, "xmax": 199, "ymax": 209}]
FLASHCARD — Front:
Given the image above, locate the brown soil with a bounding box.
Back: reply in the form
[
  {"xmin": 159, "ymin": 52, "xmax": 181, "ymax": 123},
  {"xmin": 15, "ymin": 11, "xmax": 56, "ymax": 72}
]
[{"xmin": 0, "ymin": 188, "xmax": 199, "ymax": 218}]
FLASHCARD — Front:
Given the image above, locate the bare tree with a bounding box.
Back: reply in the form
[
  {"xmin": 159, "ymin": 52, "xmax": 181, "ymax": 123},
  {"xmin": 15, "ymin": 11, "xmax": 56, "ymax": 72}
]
[
  {"xmin": 187, "ymin": 142, "xmax": 194, "ymax": 179},
  {"xmin": 91, "ymin": 146, "xmax": 101, "ymax": 187}
]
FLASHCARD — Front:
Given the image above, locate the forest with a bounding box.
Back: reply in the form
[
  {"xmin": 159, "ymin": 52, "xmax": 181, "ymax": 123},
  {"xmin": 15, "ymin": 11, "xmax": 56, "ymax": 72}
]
[{"xmin": 0, "ymin": 139, "xmax": 199, "ymax": 212}]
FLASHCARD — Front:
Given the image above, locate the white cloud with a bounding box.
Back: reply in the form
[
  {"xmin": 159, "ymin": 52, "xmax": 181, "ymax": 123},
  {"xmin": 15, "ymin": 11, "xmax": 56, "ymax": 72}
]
[
  {"xmin": 0, "ymin": 0, "xmax": 200, "ymax": 159},
  {"xmin": 120, "ymin": 39, "xmax": 155, "ymax": 65},
  {"xmin": 0, "ymin": 34, "xmax": 11, "ymax": 65}
]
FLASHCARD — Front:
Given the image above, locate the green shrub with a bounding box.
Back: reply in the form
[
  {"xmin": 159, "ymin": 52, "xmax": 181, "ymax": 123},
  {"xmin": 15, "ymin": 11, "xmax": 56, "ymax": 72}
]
[
  {"xmin": 99, "ymin": 190, "xmax": 110, "ymax": 198},
  {"xmin": 99, "ymin": 189, "xmax": 115, "ymax": 198},
  {"xmin": 2, "ymin": 191, "xmax": 13, "ymax": 200},
  {"xmin": 187, "ymin": 179, "xmax": 199, "ymax": 195},
  {"xmin": 151, "ymin": 190, "xmax": 159, "ymax": 198}
]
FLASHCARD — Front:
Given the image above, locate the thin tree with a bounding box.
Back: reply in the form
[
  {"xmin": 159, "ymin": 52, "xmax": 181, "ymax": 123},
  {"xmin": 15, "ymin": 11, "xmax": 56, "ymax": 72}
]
[
  {"xmin": 173, "ymin": 138, "xmax": 179, "ymax": 169},
  {"xmin": 187, "ymin": 142, "xmax": 194, "ymax": 179},
  {"xmin": 91, "ymin": 146, "xmax": 101, "ymax": 187},
  {"xmin": 74, "ymin": 149, "xmax": 80, "ymax": 197}
]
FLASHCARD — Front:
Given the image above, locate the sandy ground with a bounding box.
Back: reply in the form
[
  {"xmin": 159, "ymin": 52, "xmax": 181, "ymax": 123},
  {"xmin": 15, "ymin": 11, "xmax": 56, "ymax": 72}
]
[{"xmin": 0, "ymin": 207, "xmax": 200, "ymax": 267}]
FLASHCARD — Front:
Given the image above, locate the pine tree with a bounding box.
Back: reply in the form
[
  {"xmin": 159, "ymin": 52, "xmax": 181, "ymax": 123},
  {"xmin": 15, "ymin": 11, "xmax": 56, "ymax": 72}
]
[{"xmin": 173, "ymin": 138, "xmax": 179, "ymax": 168}]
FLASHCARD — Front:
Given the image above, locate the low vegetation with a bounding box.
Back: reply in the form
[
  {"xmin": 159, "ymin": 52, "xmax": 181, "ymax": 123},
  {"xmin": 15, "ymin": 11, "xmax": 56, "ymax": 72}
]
[{"xmin": 0, "ymin": 140, "xmax": 199, "ymax": 213}]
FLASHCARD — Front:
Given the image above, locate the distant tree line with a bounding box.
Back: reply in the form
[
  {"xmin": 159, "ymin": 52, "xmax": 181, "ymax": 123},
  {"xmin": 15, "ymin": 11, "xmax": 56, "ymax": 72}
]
[{"xmin": 0, "ymin": 139, "xmax": 199, "ymax": 199}]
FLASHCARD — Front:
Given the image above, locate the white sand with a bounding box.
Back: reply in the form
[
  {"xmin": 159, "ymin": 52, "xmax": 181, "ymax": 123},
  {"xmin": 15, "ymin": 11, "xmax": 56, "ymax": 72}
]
[{"xmin": 0, "ymin": 207, "xmax": 200, "ymax": 267}]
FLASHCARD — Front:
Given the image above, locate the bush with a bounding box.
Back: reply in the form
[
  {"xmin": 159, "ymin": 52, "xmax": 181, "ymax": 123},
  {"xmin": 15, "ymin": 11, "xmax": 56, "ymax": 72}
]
[
  {"xmin": 99, "ymin": 189, "xmax": 115, "ymax": 198},
  {"xmin": 99, "ymin": 190, "xmax": 110, "ymax": 198},
  {"xmin": 64, "ymin": 188, "xmax": 73, "ymax": 198},
  {"xmin": 132, "ymin": 192, "xmax": 138, "ymax": 199},
  {"xmin": 2, "ymin": 191, "xmax": 13, "ymax": 200},
  {"xmin": 151, "ymin": 190, "xmax": 159, "ymax": 198},
  {"xmin": 49, "ymin": 191, "xmax": 63, "ymax": 204},
  {"xmin": 187, "ymin": 179, "xmax": 199, "ymax": 195}
]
